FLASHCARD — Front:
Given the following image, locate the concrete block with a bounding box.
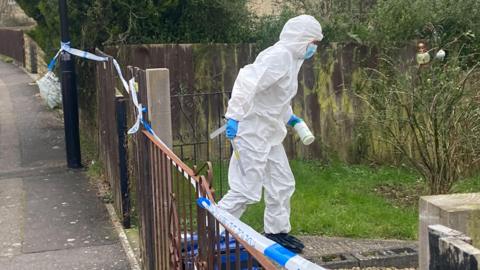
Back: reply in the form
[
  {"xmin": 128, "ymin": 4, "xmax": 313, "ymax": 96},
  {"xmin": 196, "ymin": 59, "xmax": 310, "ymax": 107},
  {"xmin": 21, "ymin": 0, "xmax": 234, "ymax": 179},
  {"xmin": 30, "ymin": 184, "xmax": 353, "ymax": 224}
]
[
  {"xmin": 313, "ymin": 253, "xmax": 359, "ymax": 269},
  {"xmin": 429, "ymin": 224, "xmax": 480, "ymax": 270},
  {"xmin": 428, "ymin": 224, "xmax": 472, "ymax": 244},
  {"xmin": 353, "ymin": 247, "xmax": 418, "ymax": 269},
  {"xmin": 419, "ymin": 193, "xmax": 480, "ymax": 270}
]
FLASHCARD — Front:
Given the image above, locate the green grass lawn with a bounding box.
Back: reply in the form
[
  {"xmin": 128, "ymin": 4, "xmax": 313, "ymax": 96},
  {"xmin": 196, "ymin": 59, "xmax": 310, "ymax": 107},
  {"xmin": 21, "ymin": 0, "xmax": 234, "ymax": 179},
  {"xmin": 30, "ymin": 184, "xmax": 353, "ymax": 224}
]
[
  {"xmin": 452, "ymin": 174, "xmax": 480, "ymax": 193},
  {"xmin": 227, "ymin": 160, "xmax": 480, "ymax": 240}
]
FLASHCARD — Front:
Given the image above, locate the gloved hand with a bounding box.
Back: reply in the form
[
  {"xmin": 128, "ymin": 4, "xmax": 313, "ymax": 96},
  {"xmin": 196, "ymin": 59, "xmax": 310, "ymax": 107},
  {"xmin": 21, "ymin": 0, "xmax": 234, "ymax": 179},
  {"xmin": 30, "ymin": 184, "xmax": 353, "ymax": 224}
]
[
  {"xmin": 225, "ymin": 118, "xmax": 239, "ymax": 139},
  {"xmin": 287, "ymin": 114, "xmax": 302, "ymax": 127}
]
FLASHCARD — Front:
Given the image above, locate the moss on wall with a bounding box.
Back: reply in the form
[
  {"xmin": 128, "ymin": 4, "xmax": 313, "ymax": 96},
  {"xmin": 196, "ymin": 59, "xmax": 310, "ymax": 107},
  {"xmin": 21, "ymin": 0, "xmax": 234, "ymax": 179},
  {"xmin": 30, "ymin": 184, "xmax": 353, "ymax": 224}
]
[
  {"xmin": 287, "ymin": 43, "xmax": 391, "ymax": 163},
  {"xmin": 100, "ymin": 43, "xmax": 398, "ymax": 164}
]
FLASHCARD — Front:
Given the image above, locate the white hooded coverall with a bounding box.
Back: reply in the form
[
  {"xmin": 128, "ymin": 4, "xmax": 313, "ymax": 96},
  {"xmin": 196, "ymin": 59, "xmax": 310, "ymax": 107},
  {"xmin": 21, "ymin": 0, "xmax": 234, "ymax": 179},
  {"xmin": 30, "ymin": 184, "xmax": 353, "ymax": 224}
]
[{"xmin": 218, "ymin": 15, "xmax": 323, "ymax": 234}]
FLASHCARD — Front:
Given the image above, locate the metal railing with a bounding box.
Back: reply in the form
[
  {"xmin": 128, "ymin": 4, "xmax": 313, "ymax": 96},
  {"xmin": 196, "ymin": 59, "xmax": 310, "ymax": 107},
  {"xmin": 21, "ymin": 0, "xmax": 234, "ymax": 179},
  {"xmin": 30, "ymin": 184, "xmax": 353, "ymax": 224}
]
[
  {"xmin": 141, "ymin": 130, "xmax": 276, "ymax": 270},
  {"xmin": 128, "ymin": 65, "xmax": 276, "ymax": 270}
]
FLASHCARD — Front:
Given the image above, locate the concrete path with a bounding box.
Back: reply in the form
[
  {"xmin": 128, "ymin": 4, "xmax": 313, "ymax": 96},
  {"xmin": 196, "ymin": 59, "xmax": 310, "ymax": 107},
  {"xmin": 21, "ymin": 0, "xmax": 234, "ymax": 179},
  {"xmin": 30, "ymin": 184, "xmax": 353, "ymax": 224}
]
[{"xmin": 0, "ymin": 60, "xmax": 129, "ymax": 269}]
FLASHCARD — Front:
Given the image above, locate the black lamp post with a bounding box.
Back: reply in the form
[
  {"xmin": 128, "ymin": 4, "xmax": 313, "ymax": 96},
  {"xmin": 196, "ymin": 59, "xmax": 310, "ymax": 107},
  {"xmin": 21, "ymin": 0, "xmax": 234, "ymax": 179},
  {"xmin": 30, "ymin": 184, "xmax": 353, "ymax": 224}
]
[{"xmin": 59, "ymin": 0, "xmax": 81, "ymax": 168}]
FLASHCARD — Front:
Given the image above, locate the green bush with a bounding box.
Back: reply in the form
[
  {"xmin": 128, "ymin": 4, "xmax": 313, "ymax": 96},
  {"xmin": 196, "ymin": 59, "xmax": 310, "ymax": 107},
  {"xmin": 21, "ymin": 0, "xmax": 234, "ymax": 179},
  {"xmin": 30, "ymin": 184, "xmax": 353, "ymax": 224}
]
[
  {"xmin": 357, "ymin": 50, "xmax": 480, "ymax": 194},
  {"xmin": 278, "ymin": 0, "xmax": 480, "ymax": 56},
  {"xmin": 16, "ymin": 0, "xmax": 256, "ymax": 58},
  {"xmin": 251, "ymin": 8, "xmax": 296, "ymax": 51},
  {"xmin": 369, "ymin": 0, "xmax": 480, "ymax": 59}
]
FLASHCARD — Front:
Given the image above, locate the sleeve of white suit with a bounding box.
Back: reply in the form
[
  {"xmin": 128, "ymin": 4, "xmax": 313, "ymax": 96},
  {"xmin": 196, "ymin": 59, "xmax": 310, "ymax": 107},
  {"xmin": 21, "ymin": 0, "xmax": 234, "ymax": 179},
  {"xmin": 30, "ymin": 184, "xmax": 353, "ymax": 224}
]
[
  {"xmin": 225, "ymin": 49, "xmax": 291, "ymax": 121},
  {"xmin": 282, "ymin": 105, "xmax": 293, "ymax": 124}
]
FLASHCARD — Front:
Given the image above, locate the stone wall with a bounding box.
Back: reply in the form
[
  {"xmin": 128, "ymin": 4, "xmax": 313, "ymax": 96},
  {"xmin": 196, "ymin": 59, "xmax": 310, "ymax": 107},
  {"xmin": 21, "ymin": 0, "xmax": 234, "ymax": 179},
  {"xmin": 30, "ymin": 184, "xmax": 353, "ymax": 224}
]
[
  {"xmin": 419, "ymin": 193, "xmax": 480, "ymax": 270},
  {"xmin": 23, "ymin": 34, "xmax": 48, "ymax": 75},
  {"xmin": 429, "ymin": 224, "xmax": 480, "ymax": 270},
  {"xmin": 0, "ymin": 0, "xmax": 35, "ymax": 27}
]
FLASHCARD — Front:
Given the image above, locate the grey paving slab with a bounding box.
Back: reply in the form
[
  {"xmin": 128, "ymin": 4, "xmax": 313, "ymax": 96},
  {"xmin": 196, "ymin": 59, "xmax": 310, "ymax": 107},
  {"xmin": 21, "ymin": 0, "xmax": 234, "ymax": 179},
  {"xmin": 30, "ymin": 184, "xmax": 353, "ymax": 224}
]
[
  {"xmin": 23, "ymin": 170, "xmax": 118, "ymax": 253},
  {"xmin": 3, "ymin": 243, "xmax": 129, "ymax": 270},
  {"xmin": 0, "ymin": 165, "xmax": 66, "ymax": 181},
  {"xmin": 0, "ymin": 178, "xmax": 24, "ymax": 258},
  {"xmin": 0, "ymin": 78, "xmax": 21, "ymax": 172},
  {"xmin": 0, "ymin": 60, "xmax": 65, "ymax": 170},
  {"xmin": 0, "ymin": 143, "xmax": 21, "ymax": 173},
  {"xmin": 0, "ymin": 70, "xmax": 28, "ymax": 83},
  {"xmin": 19, "ymin": 121, "xmax": 65, "ymax": 168},
  {"xmin": 11, "ymin": 81, "xmax": 65, "ymax": 168}
]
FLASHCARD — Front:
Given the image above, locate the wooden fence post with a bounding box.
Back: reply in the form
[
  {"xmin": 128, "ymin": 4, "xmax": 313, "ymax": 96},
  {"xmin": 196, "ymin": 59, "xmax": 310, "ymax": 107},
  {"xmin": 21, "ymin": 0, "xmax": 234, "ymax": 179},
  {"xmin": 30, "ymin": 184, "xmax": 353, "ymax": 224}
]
[
  {"xmin": 116, "ymin": 97, "xmax": 130, "ymax": 228},
  {"xmin": 146, "ymin": 68, "xmax": 173, "ymax": 148}
]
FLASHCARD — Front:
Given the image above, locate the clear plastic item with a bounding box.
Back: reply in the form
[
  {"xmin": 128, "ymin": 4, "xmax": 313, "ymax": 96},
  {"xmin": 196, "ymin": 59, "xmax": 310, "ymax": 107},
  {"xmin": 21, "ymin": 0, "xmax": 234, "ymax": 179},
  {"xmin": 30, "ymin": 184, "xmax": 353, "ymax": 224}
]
[
  {"xmin": 294, "ymin": 121, "xmax": 315, "ymax": 145},
  {"xmin": 209, "ymin": 123, "xmax": 226, "ymax": 139},
  {"xmin": 37, "ymin": 71, "xmax": 62, "ymax": 109}
]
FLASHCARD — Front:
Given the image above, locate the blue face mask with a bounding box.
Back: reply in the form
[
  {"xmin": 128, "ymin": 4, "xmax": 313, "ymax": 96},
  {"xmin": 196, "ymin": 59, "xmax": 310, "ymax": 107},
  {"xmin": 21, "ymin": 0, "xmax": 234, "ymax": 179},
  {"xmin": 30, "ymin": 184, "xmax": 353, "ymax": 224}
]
[{"xmin": 304, "ymin": 43, "xmax": 318, "ymax": 59}]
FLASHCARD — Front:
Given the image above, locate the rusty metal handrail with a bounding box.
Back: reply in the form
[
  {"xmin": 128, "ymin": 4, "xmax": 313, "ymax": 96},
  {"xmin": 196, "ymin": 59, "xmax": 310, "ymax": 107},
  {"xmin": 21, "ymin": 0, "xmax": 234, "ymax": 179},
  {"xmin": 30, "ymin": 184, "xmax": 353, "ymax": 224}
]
[
  {"xmin": 142, "ymin": 130, "xmax": 277, "ymax": 270},
  {"xmin": 142, "ymin": 130, "xmax": 214, "ymax": 202}
]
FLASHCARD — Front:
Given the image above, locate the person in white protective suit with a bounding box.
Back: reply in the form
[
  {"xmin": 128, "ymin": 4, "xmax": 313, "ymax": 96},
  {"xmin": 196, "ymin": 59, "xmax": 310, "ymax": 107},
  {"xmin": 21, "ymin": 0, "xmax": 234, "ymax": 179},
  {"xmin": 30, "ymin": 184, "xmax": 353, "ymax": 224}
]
[{"xmin": 218, "ymin": 15, "xmax": 323, "ymax": 253}]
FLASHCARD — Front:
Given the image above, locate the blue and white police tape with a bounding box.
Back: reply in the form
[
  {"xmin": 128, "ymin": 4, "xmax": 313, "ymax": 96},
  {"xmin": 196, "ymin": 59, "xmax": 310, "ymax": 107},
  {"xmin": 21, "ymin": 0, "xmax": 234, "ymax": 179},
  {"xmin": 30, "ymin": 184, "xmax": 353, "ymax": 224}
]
[
  {"xmin": 47, "ymin": 42, "xmax": 130, "ymax": 94},
  {"xmin": 60, "ymin": 41, "xmax": 108, "ymax": 62},
  {"xmin": 47, "ymin": 50, "xmax": 62, "ymax": 71},
  {"xmin": 113, "ymin": 58, "xmax": 129, "ymax": 94},
  {"xmin": 46, "ymin": 41, "xmax": 136, "ymax": 131},
  {"xmin": 48, "ymin": 42, "xmax": 108, "ymax": 70},
  {"xmin": 45, "ymin": 42, "xmax": 171, "ymax": 148},
  {"xmin": 127, "ymin": 78, "xmax": 143, "ymax": 134},
  {"xmin": 197, "ymin": 198, "xmax": 328, "ymax": 270}
]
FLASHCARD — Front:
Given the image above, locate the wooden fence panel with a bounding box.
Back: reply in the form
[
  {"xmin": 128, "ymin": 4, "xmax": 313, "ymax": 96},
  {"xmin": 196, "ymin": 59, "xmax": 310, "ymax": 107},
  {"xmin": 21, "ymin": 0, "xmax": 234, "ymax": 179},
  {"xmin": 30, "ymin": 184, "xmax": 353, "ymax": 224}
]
[
  {"xmin": 105, "ymin": 43, "xmax": 386, "ymax": 165},
  {"xmin": 0, "ymin": 28, "xmax": 24, "ymax": 65},
  {"xmin": 95, "ymin": 50, "xmax": 131, "ymax": 227}
]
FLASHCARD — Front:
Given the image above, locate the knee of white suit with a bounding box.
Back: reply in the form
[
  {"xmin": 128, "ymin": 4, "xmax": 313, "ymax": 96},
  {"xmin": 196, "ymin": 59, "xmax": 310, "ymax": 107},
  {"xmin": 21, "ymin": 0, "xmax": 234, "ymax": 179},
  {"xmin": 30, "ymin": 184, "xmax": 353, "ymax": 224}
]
[{"xmin": 217, "ymin": 190, "xmax": 252, "ymax": 219}]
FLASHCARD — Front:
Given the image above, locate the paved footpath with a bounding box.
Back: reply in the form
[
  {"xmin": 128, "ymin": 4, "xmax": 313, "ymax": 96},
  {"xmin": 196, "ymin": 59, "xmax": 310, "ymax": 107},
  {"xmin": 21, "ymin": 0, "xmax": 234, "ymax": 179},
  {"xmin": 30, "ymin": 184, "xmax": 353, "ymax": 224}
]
[{"xmin": 0, "ymin": 60, "xmax": 129, "ymax": 269}]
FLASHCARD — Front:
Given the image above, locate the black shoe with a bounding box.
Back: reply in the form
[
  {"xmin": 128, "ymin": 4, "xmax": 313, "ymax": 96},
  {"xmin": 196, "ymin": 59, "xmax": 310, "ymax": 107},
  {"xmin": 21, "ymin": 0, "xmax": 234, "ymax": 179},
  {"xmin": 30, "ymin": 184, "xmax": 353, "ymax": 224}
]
[{"xmin": 264, "ymin": 233, "xmax": 304, "ymax": 254}]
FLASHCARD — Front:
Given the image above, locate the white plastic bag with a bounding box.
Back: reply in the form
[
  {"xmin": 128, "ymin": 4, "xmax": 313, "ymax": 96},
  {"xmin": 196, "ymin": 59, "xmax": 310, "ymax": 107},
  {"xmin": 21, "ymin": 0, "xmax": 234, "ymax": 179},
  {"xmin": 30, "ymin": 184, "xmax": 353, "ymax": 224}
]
[{"xmin": 37, "ymin": 71, "xmax": 62, "ymax": 109}]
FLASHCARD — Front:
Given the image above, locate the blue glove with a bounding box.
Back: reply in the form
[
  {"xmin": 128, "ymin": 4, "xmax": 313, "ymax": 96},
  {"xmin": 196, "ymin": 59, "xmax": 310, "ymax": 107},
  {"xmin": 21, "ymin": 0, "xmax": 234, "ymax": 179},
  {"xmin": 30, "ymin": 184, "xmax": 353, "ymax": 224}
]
[
  {"xmin": 287, "ymin": 114, "xmax": 302, "ymax": 127},
  {"xmin": 226, "ymin": 119, "xmax": 239, "ymax": 139}
]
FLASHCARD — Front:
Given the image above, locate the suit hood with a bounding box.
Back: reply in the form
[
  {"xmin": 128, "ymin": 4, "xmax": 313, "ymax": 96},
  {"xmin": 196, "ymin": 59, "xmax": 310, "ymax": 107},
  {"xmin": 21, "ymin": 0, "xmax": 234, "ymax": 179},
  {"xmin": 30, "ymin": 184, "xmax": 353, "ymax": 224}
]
[{"xmin": 275, "ymin": 15, "xmax": 324, "ymax": 59}]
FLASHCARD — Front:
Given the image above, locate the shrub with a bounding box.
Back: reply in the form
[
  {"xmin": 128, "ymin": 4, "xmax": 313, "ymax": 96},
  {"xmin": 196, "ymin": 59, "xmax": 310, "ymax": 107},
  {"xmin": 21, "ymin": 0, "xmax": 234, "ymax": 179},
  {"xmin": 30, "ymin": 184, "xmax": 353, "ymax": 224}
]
[
  {"xmin": 357, "ymin": 49, "xmax": 480, "ymax": 194},
  {"xmin": 369, "ymin": 0, "xmax": 480, "ymax": 60}
]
